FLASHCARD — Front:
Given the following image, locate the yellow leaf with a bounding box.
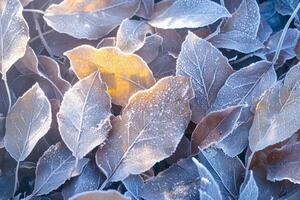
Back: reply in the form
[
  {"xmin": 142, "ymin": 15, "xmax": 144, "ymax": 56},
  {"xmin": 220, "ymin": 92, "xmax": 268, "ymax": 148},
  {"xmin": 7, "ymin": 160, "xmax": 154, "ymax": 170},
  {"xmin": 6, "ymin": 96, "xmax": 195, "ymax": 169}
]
[{"xmin": 65, "ymin": 45, "xmax": 156, "ymax": 106}]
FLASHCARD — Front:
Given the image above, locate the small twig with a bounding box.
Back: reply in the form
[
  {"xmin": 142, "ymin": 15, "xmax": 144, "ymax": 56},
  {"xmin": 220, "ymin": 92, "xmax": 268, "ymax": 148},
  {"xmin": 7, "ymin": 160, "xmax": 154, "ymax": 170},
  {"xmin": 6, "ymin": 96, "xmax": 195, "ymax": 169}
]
[
  {"xmin": 29, "ymin": 29, "xmax": 54, "ymax": 44},
  {"xmin": 230, "ymin": 54, "xmax": 254, "ymax": 65},
  {"xmin": 23, "ymin": 8, "xmax": 45, "ymax": 15},
  {"xmin": 272, "ymin": 2, "xmax": 300, "ymax": 66},
  {"xmin": 245, "ymin": 152, "xmax": 254, "ymax": 180},
  {"xmin": 32, "ymin": 13, "xmax": 55, "ymax": 58}
]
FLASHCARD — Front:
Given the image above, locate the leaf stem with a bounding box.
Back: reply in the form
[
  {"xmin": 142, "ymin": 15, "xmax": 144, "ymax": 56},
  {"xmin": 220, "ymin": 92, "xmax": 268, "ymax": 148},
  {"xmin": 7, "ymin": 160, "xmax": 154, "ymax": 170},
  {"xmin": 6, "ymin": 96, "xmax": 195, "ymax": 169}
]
[
  {"xmin": 99, "ymin": 178, "xmax": 109, "ymax": 190},
  {"xmin": 245, "ymin": 152, "xmax": 254, "ymax": 179},
  {"xmin": 2, "ymin": 74, "xmax": 11, "ymax": 113},
  {"xmin": 272, "ymin": 2, "xmax": 300, "ymax": 66},
  {"xmin": 23, "ymin": 8, "xmax": 45, "ymax": 15},
  {"xmin": 13, "ymin": 161, "xmax": 20, "ymax": 195}
]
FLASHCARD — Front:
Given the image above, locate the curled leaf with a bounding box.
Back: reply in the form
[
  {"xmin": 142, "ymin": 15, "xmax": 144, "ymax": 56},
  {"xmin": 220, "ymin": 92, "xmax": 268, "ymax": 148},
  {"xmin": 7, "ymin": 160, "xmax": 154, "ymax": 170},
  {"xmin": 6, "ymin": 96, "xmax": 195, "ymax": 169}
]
[
  {"xmin": 57, "ymin": 72, "xmax": 112, "ymax": 159},
  {"xmin": 65, "ymin": 45, "xmax": 156, "ymax": 106},
  {"xmin": 96, "ymin": 76, "xmax": 194, "ymax": 182},
  {"xmin": 70, "ymin": 190, "xmax": 130, "ymax": 200}
]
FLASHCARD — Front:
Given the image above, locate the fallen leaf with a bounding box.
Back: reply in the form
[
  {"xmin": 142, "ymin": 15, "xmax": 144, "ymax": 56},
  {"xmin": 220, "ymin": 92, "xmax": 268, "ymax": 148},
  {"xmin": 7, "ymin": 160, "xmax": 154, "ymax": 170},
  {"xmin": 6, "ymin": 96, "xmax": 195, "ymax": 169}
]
[
  {"xmin": 238, "ymin": 171, "xmax": 258, "ymax": 200},
  {"xmin": 57, "ymin": 72, "xmax": 112, "ymax": 159},
  {"xmin": 176, "ymin": 32, "xmax": 234, "ymax": 123},
  {"xmin": 249, "ymin": 63, "xmax": 300, "ymax": 152},
  {"xmin": 0, "ymin": 0, "xmax": 29, "ymax": 74},
  {"xmin": 4, "ymin": 83, "xmax": 52, "ymax": 162},
  {"xmin": 65, "ymin": 45, "xmax": 156, "ymax": 106},
  {"xmin": 191, "ymin": 106, "xmax": 242, "ymax": 153},
  {"xmin": 44, "ymin": 0, "xmax": 141, "ymax": 39},
  {"xmin": 96, "ymin": 76, "xmax": 194, "ymax": 182},
  {"xmin": 149, "ymin": 0, "xmax": 231, "ymax": 29}
]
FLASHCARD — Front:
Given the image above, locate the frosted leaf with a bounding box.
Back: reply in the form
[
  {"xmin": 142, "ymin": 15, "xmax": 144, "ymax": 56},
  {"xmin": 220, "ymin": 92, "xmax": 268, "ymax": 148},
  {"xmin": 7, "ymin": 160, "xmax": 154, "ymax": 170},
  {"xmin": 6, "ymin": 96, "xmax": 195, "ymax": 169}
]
[
  {"xmin": 249, "ymin": 63, "xmax": 300, "ymax": 152},
  {"xmin": 123, "ymin": 175, "xmax": 144, "ymax": 200},
  {"xmin": 0, "ymin": 174, "xmax": 14, "ymax": 199},
  {"xmin": 267, "ymin": 141, "xmax": 300, "ymax": 184},
  {"xmin": 149, "ymin": 0, "xmax": 231, "ymax": 29},
  {"xmin": 166, "ymin": 135, "xmax": 191, "ymax": 165},
  {"xmin": 191, "ymin": 106, "xmax": 242, "ymax": 153},
  {"xmin": 65, "ymin": 45, "xmax": 156, "ymax": 106},
  {"xmin": 14, "ymin": 46, "xmax": 39, "ymax": 75},
  {"xmin": 97, "ymin": 37, "xmax": 116, "ymax": 48},
  {"xmin": 135, "ymin": 34, "xmax": 163, "ymax": 63},
  {"xmin": 136, "ymin": 0, "xmax": 154, "ymax": 19},
  {"xmin": 96, "ymin": 76, "xmax": 194, "ymax": 182},
  {"xmin": 70, "ymin": 190, "xmax": 130, "ymax": 200},
  {"xmin": 140, "ymin": 157, "xmax": 221, "ymax": 200},
  {"xmin": 193, "ymin": 158, "xmax": 223, "ymax": 200},
  {"xmin": 4, "ymin": 84, "xmax": 52, "ymax": 162},
  {"xmin": 0, "ymin": 0, "xmax": 29, "ymax": 74},
  {"xmin": 57, "ymin": 72, "xmax": 112, "ymax": 159},
  {"xmin": 176, "ymin": 32, "xmax": 234, "ymax": 123},
  {"xmin": 62, "ymin": 161, "xmax": 105, "ymax": 199},
  {"xmin": 44, "ymin": 0, "xmax": 140, "ymax": 40},
  {"xmin": 116, "ymin": 19, "xmax": 154, "ymax": 53},
  {"xmin": 29, "ymin": 142, "xmax": 88, "ymax": 197},
  {"xmin": 209, "ymin": 0, "xmax": 263, "ymax": 53},
  {"xmin": 211, "ymin": 61, "xmax": 277, "ymax": 112},
  {"xmin": 37, "ymin": 56, "xmax": 71, "ymax": 98},
  {"xmin": 200, "ymin": 148, "xmax": 245, "ymax": 197},
  {"xmin": 20, "ymin": 0, "xmax": 34, "ymax": 7},
  {"xmin": 238, "ymin": 171, "xmax": 258, "ymax": 200}
]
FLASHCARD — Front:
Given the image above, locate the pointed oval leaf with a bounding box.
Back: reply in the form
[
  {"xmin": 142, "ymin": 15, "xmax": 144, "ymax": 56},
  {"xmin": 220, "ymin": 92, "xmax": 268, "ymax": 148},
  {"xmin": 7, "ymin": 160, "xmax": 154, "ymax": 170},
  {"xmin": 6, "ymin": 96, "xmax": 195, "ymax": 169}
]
[
  {"xmin": 65, "ymin": 45, "xmax": 156, "ymax": 106},
  {"xmin": 70, "ymin": 190, "xmax": 130, "ymax": 200},
  {"xmin": 193, "ymin": 158, "xmax": 223, "ymax": 200},
  {"xmin": 62, "ymin": 161, "xmax": 105, "ymax": 199},
  {"xmin": 176, "ymin": 32, "xmax": 234, "ymax": 123},
  {"xmin": 135, "ymin": 34, "xmax": 163, "ymax": 63},
  {"xmin": 116, "ymin": 19, "xmax": 154, "ymax": 53},
  {"xmin": 249, "ymin": 63, "xmax": 300, "ymax": 152},
  {"xmin": 4, "ymin": 83, "xmax": 52, "ymax": 161},
  {"xmin": 191, "ymin": 106, "xmax": 242, "ymax": 154},
  {"xmin": 96, "ymin": 76, "xmax": 194, "ymax": 182},
  {"xmin": 211, "ymin": 61, "xmax": 277, "ymax": 112},
  {"xmin": 0, "ymin": 0, "xmax": 29, "ymax": 74},
  {"xmin": 44, "ymin": 0, "xmax": 140, "ymax": 40},
  {"xmin": 238, "ymin": 171, "xmax": 258, "ymax": 200},
  {"xmin": 200, "ymin": 148, "xmax": 245, "ymax": 197},
  {"xmin": 210, "ymin": 0, "xmax": 263, "ymax": 53},
  {"xmin": 123, "ymin": 175, "xmax": 144, "ymax": 200},
  {"xmin": 14, "ymin": 46, "xmax": 39, "ymax": 75},
  {"xmin": 140, "ymin": 157, "xmax": 221, "ymax": 200},
  {"xmin": 57, "ymin": 72, "xmax": 112, "ymax": 159},
  {"xmin": 149, "ymin": 0, "xmax": 231, "ymax": 29},
  {"xmin": 267, "ymin": 141, "xmax": 300, "ymax": 184},
  {"xmin": 29, "ymin": 142, "xmax": 88, "ymax": 197}
]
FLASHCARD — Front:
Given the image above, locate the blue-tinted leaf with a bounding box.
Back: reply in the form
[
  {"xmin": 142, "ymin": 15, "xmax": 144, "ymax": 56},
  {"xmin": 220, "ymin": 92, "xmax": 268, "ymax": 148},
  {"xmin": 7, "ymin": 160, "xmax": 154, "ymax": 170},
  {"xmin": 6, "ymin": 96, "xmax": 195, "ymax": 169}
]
[
  {"xmin": 123, "ymin": 175, "xmax": 144, "ymax": 200},
  {"xmin": 166, "ymin": 135, "xmax": 191, "ymax": 165},
  {"xmin": 28, "ymin": 142, "xmax": 88, "ymax": 198},
  {"xmin": 238, "ymin": 171, "xmax": 258, "ymax": 200},
  {"xmin": 62, "ymin": 161, "xmax": 105, "ymax": 200},
  {"xmin": 136, "ymin": 0, "xmax": 154, "ymax": 19},
  {"xmin": 4, "ymin": 83, "xmax": 52, "ymax": 162},
  {"xmin": 193, "ymin": 158, "xmax": 222, "ymax": 200},
  {"xmin": 149, "ymin": 0, "xmax": 231, "ymax": 29},
  {"xmin": 70, "ymin": 190, "xmax": 130, "ymax": 200},
  {"xmin": 176, "ymin": 32, "xmax": 234, "ymax": 123},
  {"xmin": 116, "ymin": 19, "xmax": 153, "ymax": 53},
  {"xmin": 201, "ymin": 148, "xmax": 245, "ymax": 197},
  {"xmin": 249, "ymin": 63, "xmax": 300, "ymax": 152},
  {"xmin": 140, "ymin": 157, "xmax": 221, "ymax": 200},
  {"xmin": 57, "ymin": 72, "xmax": 112, "ymax": 159},
  {"xmin": 135, "ymin": 34, "xmax": 163, "ymax": 63},
  {"xmin": 96, "ymin": 76, "xmax": 194, "ymax": 182},
  {"xmin": 210, "ymin": 0, "xmax": 263, "ymax": 53}
]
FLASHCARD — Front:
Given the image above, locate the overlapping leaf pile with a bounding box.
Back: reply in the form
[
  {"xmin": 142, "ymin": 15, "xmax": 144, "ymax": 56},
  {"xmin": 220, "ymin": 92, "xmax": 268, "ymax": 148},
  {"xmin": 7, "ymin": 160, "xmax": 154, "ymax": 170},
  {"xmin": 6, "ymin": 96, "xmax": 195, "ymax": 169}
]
[{"xmin": 1, "ymin": 0, "xmax": 300, "ymax": 199}]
